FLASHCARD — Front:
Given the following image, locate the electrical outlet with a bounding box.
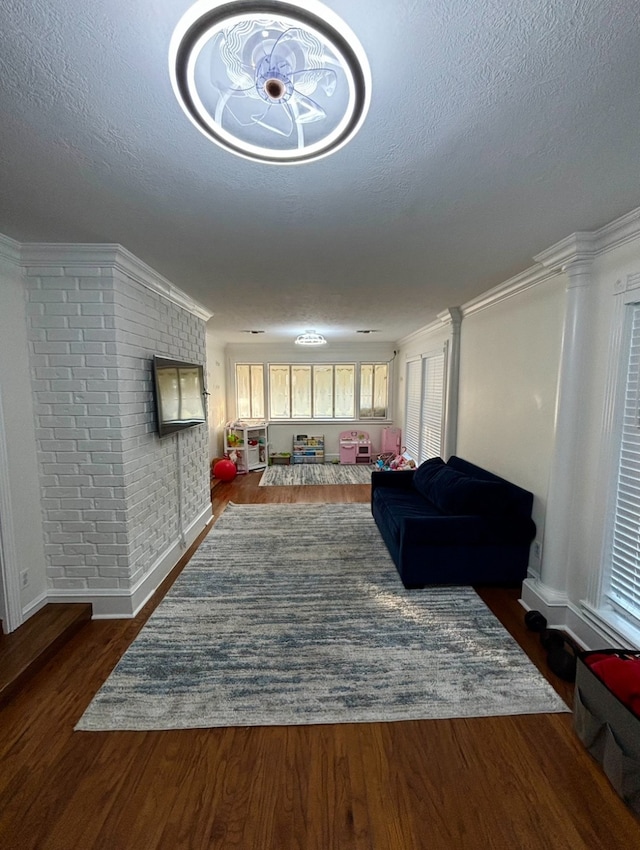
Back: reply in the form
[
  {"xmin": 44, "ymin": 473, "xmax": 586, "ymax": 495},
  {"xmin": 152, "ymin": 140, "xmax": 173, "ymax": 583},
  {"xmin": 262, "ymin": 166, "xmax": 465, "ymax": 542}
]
[
  {"xmin": 20, "ymin": 569, "xmax": 29, "ymax": 588},
  {"xmin": 533, "ymin": 541, "xmax": 542, "ymax": 560}
]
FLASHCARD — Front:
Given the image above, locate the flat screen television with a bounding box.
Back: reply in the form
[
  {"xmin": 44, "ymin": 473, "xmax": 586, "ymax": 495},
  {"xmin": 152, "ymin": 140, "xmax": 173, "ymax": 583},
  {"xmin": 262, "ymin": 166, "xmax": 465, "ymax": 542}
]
[{"xmin": 152, "ymin": 356, "xmax": 207, "ymax": 437}]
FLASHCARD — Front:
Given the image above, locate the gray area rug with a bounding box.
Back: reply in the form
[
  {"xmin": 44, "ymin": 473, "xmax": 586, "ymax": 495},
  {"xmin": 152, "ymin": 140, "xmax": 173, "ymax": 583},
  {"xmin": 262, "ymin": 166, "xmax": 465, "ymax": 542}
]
[
  {"xmin": 76, "ymin": 503, "xmax": 569, "ymax": 731},
  {"xmin": 259, "ymin": 462, "xmax": 373, "ymax": 486}
]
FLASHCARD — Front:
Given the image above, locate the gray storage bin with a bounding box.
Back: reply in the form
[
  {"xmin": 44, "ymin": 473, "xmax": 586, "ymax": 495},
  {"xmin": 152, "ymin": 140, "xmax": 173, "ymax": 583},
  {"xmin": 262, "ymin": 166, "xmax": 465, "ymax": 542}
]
[{"xmin": 573, "ymin": 651, "xmax": 640, "ymax": 815}]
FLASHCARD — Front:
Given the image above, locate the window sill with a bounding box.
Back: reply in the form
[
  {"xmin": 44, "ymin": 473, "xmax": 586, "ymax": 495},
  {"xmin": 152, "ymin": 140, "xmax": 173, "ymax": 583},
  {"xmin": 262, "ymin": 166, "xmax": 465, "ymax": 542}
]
[
  {"xmin": 267, "ymin": 419, "xmax": 393, "ymax": 425},
  {"xmin": 581, "ymin": 601, "xmax": 640, "ymax": 650}
]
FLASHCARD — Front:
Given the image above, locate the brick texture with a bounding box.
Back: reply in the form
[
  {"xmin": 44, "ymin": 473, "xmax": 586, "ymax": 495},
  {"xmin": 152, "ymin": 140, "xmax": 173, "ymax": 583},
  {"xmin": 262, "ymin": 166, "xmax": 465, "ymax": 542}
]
[{"xmin": 26, "ymin": 265, "xmax": 209, "ymax": 592}]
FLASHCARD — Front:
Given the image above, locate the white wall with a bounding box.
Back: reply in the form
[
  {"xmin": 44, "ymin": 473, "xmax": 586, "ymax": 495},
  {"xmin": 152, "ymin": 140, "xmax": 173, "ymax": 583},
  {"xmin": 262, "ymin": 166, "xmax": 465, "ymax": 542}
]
[
  {"xmin": 206, "ymin": 323, "xmax": 227, "ymax": 459},
  {"xmin": 457, "ymin": 276, "xmax": 566, "ymax": 548},
  {"xmin": 394, "ymin": 273, "xmax": 571, "ymax": 583},
  {"xmin": 14, "ymin": 242, "xmax": 212, "ymax": 619},
  {"xmin": 0, "ymin": 239, "xmax": 48, "ymax": 624},
  {"xmin": 266, "ymin": 422, "xmax": 387, "ymax": 459}
]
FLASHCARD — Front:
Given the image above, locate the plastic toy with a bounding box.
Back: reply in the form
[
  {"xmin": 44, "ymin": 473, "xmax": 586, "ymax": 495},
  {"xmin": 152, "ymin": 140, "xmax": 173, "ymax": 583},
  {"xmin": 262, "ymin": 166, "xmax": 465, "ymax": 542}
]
[
  {"xmin": 376, "ymin": 450, "xmax": 416, "ymax": 470},
  {"xmin": 376, "ymin": 452, "xmax": 395, "ymax": 469}
]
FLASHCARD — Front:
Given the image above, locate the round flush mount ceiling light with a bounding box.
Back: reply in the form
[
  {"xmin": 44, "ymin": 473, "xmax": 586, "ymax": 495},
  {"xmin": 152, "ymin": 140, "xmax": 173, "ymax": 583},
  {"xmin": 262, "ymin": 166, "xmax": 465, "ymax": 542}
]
[
  {"xmin": 169, "ymin": 0, "xmax": 371, "ymax": 164},
  {"xmin": 295, "ymin": 329, "xmax": 327, "ymax": 345}
]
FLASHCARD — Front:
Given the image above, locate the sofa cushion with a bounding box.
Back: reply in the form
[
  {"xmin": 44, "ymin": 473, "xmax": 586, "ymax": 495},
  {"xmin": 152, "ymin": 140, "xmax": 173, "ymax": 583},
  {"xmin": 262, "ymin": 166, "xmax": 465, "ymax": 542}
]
[
  {"xmin": 412, "ymin": 457, "xmax": 446, "ymax": 497},
  {"xmin": 372, "ymin": 487, "xmax": 443, "ymax": 539},
  {"xmin": 416, "ymin": 464, "xmax": 514, "ymax": 517}
]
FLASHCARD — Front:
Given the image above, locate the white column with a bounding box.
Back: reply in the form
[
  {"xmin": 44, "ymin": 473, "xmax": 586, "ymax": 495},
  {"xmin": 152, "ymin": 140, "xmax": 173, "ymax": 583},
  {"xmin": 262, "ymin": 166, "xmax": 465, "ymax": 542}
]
[
  {"xmin": 537, "ymin": 257, "xmax": 594, "ymax": 597},
  {"xmin": 437, "ymin": 307, "xmax": 462, "ymax": 460}
]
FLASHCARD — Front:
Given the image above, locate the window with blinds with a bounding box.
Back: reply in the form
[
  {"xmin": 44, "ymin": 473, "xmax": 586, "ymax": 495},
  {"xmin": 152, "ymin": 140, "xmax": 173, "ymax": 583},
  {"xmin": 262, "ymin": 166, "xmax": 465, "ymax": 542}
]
[
  {"xmin": 360, "ymin": 363, "xmax": 388, "ymax": 418},
  {"xmin": 267, "ymin": 363, "xmax": 366, "ymax": 420},
  {"xmin": 404, "ymin": 350, "xmax": 445, "ymax": 464},
  {"xmin": 404, "ymin": 359, "xmax": 422, "ymax": 461},
  {"xmin": 421, "ymin": 353, "xmax": 445, "ymax": 460},
  {"xmin": 606, "ymin": 303, "xmax": 640, "ymax": 629},
  {"xmin": 235, "ymin": 364, "xmax": 264, "ymax": 419},
  {"xmin": 236, "ymin": 361, "xmax": 390, "ymax": 421}
]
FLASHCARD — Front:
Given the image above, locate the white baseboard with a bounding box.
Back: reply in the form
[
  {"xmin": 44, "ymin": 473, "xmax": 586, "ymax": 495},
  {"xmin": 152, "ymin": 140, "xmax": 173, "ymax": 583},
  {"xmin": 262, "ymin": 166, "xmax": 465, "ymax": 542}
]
[
  {"xmin": 520, "ymin": 577, "xmax": 623, "ymax": 650},
  {"xmin": 46, "ymin": 503, "xmax": 213, "ymax": 618},
  {"xmin": 22, "ymin": 590, "xmax": 48, "ymax": 621}
]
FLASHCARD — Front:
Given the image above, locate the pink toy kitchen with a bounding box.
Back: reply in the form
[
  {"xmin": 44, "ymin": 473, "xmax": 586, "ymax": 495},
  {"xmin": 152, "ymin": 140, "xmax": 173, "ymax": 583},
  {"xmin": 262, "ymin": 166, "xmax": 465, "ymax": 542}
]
[{"xmin": 339, "ymin": 430, "xmax": 372, "ymax": 464}]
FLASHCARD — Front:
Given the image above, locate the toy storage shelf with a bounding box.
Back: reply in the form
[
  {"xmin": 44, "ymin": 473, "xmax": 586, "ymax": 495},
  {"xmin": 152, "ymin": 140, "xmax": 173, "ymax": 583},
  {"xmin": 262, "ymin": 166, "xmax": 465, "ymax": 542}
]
[
  {"xmin": 224, "ymin": 422, "xmax": 268, "ymax": 474},
  {"xmin": 292, "ymin": 435, "xmax": 324, "ymax": 464}
]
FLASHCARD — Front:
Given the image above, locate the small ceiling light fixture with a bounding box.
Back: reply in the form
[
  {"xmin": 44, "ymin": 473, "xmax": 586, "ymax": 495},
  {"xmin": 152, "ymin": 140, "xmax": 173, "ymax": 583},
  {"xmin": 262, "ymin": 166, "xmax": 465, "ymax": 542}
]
[
  {"xmin": 356, "ymin": 329, "xmax": 379, "ymax": 334},
  {"xmin": 242, "ymin": 329, "xmax": 265, "ymax": 334},
  {"xmin": 169, "ymin": 0, "xmax": 371, "ymax": 164},
  {"xmin": 295, "ymin": 329, "xmax": 327, "ymax": 346}
]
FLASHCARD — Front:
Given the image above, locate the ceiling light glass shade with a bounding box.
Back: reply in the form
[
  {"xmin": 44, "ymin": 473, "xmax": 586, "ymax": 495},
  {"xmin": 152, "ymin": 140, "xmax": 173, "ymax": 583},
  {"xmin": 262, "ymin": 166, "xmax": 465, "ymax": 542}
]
[
  {"xmin": 295, "ymin": 330, "xmax": 326, "ymax": 345},
  {"xmin": 169, "ymin": 0, "xmax": 371, "ymax": 163}
]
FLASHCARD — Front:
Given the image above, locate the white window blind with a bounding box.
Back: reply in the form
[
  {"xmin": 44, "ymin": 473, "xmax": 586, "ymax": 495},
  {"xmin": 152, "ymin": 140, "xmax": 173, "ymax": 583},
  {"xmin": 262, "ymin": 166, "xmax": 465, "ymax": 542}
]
[
  {"xmin": 404, "ymin": 358, "xmax": 422, "ymax": 460},
  {"xmin": 269, "ymin": 365, "xmax": 290, "ymax": 418},
  {"xmin": 334, "ymin": 365, "xmax": 356, "ymax": 418},
  {"xmin": 421, "ymin": 352, "xmax": 445, "ymax": 461},
  {"xmin": 607, "ymin": 303, "xmax": 640, "ymax": 628},
  {"xmin": 404, "ymin": 351, "xmax": 445, "ymax": 464},
  {"xmin": 235, "ymin": 363, "xmax": 264, "ymax": 419},
  {"xmin": 267, "ymin": 363, "xmax": 373, "ymax": 420},
  {"xmin": 360, "ymin": 363, "xmax": 388, "ymax": 418},
  {"xmin": 291, "ymin": 365, "xmax": 312, "ymax": 417}
]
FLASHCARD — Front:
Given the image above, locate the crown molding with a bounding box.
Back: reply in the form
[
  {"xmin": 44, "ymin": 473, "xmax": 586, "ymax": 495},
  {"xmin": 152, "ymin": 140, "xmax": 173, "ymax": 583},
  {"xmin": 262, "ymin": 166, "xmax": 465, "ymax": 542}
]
[
  {"xmin": 20, "ymin": 242, "xmax": 213, "ymax": 321},
  {"xmin": 593, "ymin": 205, "xmax": 640, "ymax": 255},
  {"xmin": 461, "ymin": 263, "xmax": 558, "ymax": 319},
  {"xmin": 533, "ymin": 232, "xmax": 598, "ymax": 271},
  {"xmin": 437, "ymin": 306, "xmax": 462, "ymax": 327},
  {"xmin": 0, "ymin": 233, "xmax": 22, "ymax": 268},
  {"xmin": 112, "ymin": 245, "xmax": 213, "ymax": 321},
  {"xmin": 534, "ymin": 206, "xmax": 640, "ymax": 271},
  {"xmin": 397, "ymin": 318, "xmax": 445, "ymax": 347}
]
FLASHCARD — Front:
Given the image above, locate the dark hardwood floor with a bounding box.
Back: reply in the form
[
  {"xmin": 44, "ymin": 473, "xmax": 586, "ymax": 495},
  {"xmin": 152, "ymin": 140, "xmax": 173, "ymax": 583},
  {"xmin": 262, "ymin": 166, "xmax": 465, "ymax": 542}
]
[
  {"xmin": 0, "ymin": 602, "xmax": 92, "ymax": 708},
  {"xmin": 1, "ymin": 471, "xmax": 638, "ymax": 849}
]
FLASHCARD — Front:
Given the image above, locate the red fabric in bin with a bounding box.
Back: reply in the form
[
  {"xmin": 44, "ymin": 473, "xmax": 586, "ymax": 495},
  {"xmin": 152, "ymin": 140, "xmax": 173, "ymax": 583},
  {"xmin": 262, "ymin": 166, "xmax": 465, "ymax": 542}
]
[
  {"xmin": 584, "ymin": 652, "xmax": 613, "ymax": 667},
  {"xmin": 586, "ymin": 654, "xmax": 640, "ymax": 716}
]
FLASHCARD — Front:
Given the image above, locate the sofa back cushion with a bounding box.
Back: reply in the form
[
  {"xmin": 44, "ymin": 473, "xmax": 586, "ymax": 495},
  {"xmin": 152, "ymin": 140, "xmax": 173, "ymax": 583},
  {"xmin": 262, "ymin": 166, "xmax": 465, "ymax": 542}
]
[
  {"xmin": 448, "ymin": 455, "xmax": 534, "ymax": 517},
  {"xmin": 412, "ymin": 456, "xmax": 446, "ymax": 495},
  {"xmin": 414, "ymin": 460, "xmax": 513, "ymax": 517}
]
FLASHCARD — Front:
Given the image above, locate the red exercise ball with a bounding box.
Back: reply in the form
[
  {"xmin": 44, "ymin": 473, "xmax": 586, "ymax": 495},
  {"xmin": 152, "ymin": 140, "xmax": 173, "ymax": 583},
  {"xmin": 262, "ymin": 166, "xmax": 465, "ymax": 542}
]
[
  {"xmin": 213, "ymin": 458, "xmax": 237, "ymax": 482},
  {"xmin": 213, "ymin": 459, "xmax": 238, "ymax": 481}
]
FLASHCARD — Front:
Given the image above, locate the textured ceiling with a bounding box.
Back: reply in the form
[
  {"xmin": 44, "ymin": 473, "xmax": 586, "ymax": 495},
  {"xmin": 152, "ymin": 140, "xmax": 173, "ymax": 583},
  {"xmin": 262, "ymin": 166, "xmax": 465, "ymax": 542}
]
[{"xmin": 1, "ymin": 0, "xmax": 639, "ymax": 344}]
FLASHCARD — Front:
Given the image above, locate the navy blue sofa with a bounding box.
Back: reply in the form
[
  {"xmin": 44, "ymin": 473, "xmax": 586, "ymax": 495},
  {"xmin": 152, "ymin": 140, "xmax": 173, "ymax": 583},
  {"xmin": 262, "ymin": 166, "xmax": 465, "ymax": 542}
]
[{"xmin": 371, "ymin": 455, "xmax": 536, "ymax": 588}]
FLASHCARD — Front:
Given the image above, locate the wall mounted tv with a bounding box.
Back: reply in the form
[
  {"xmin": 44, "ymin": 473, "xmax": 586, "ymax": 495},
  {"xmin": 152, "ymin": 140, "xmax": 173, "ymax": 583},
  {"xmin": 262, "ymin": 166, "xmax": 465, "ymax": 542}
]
[{"xmin": 153, "ymin": 356, "xmax": 207, "ymax": 438}]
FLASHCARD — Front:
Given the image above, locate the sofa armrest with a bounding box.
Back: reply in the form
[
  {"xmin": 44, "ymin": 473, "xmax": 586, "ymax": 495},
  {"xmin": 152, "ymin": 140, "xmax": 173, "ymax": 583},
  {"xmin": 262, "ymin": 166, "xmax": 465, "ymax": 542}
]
[{"xmin": 401, "ymin": 514, "xmax": 536, "ymax": 545}]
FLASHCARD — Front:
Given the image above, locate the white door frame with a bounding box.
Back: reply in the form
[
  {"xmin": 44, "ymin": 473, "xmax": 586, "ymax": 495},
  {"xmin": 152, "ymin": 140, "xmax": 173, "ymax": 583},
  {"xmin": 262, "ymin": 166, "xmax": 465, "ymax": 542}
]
[{"xmin": 0, "ymin": 387, "xmax": 23, "ymax": 633}]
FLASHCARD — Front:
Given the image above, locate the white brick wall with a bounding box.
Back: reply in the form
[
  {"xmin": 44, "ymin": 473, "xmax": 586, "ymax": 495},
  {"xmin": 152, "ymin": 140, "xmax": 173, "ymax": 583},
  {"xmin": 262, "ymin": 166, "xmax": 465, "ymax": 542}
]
[
  {"xmin": 25, "ymin": 261, "xmax": 209, "ymax": 596},
  {"xmin": 113, "ymin": 269, "xmax": 208, "ymax": 589}
]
